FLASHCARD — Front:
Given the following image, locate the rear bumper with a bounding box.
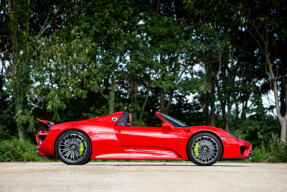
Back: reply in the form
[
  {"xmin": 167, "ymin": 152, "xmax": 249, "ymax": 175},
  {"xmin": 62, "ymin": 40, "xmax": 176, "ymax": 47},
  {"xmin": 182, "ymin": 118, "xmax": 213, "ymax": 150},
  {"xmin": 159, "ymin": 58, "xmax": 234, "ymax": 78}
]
[
  {"xmin": 36, "ymin": 148, "xmax": 56, "ymax": 160},
  {"xmin": 36, "ymin": 128, "xmax": 56, "ymax": 157}
]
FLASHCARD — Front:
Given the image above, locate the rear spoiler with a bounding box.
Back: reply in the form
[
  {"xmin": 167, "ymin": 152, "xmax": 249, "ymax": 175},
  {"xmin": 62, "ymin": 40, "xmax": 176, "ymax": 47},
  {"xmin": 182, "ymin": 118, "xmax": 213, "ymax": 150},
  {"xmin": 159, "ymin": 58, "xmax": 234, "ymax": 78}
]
[{"xmin": 36, "ymin": 118, "xmax": 55, "ymax": 128}]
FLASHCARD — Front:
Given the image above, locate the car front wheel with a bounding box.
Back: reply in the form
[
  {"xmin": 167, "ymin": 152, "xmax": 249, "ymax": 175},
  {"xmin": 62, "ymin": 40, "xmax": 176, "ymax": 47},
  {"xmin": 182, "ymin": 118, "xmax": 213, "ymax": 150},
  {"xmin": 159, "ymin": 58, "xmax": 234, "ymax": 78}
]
[{"xmin": 187, "ymin": 132, "xmax": 222, "ymax": 166}]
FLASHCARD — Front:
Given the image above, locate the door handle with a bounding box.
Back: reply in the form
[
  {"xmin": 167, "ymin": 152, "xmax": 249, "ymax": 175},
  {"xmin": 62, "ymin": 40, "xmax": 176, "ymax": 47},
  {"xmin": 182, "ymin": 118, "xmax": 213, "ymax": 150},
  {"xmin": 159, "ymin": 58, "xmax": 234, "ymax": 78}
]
[{"xmin": 118, "ymin": 128, "xmax": 121, "ymax": 133}]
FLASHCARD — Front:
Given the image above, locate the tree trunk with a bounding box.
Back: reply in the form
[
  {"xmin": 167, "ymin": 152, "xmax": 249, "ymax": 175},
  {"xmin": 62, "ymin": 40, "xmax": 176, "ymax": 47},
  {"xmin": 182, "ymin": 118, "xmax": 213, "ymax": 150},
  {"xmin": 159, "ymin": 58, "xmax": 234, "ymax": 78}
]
[
  {"xmin": 235, "ymin": 102, "xmax": 239, "ymax": 129},
  {"xmin": 0, "ymin": 58, "xmax": 3, "ymax": 94},
  {"xmin": 280, "ymin": 81, "xmax": 285, "ymax": 116},
  {"xmin": 160, "ymin": 91, "xmax": 166, "ymax": 112},
  {"xmin": 140, "ymin": 79, "xmax": 150, "ymax": 120},
  {"xmin": 205, "ymin": 94, "xmax": 210, "ymax": 125},
  {"xmin": 241, "ymin": 102, "xmax": 246, "ymax": 121},
  {"xmin": 210, "ymin": 87, "xmax": 215, "ymax": 127},
  {"xmin": 224, "ymin": 48, "xmax": 235, "ymax": 131},
  {"xmin": 109, "ymin": 76, "xmax": 115, "ymax": 114},
  {"xmin": 160, "ymin": 90, "xmax": 174, "ymax": 114},
  {"xmin": 280, "ymin": 117, "xmax": 287, "ymax": 143},
  {"xmin": 247, "ymin": 25, "xmax": 286, "ymax": 142},
  {"xmin": 219, "ymin": 68, "xmax": 226, "ymax": 128},
  {"xmin": 165, "ymin": 90, "xmax": 174, "ymax": 114},
  {"xmin": 225, "ymin": 118, "xmax": 230, "ymax": 131},
  {"xmin": 271, "ymin": 71, "xmax": 286, "ymax": 142},
  {"xmin": 130, "ymin": 70, "xmax": 138, "ymax": 121},
  {"xmin": 8, "ymin": 0, "xmax": 25, "ymax": 141},
  {"xmin": 220, "ymin": 99, "xmax": 226, "ymax": 127},
  {"xmin": 225, "ymin": 101, "xmax": 231, "ymax": 131},
  {"xmin": 15, "ymin": 93, "xmax": 24, "ymax": 141},
  {"xmin": 280, "ymin": 51, "xmax": 287, "ymax": 117},
  {"xmin": 268, "ymin": 49, "xmax": 287, "ymax": 142},
  {"xmin": 104, "ymin": 75, "xmax": 110, "ymax": 95}
]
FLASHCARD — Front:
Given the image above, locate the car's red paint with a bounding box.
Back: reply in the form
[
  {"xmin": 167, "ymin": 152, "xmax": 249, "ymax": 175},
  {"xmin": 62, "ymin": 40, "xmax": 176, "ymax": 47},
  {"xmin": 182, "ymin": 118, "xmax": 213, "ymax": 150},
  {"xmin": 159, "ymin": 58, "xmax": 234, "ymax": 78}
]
[
  {"xmin": 36, "ymin": 111, "xmax": 252, "ymax": 161},
  {"xmin": 36, "ymin": 118, "xmax": 54, "ymax": 126}
]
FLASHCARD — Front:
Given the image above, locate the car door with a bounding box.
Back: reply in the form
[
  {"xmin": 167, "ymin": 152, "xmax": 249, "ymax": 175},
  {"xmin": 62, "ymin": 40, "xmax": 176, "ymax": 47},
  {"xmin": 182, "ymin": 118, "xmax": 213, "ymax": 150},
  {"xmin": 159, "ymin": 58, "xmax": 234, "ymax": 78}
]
[{"xmin": 115, "ymin": 124, "xmax": 179, "ymax": 152}]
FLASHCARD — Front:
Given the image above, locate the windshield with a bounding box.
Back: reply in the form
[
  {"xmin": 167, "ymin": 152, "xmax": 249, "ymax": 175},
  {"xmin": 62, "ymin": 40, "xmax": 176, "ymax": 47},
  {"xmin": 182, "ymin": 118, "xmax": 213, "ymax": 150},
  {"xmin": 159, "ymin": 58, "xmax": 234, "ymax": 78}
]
[{"xmin": 159, "ymin": 113, "xmax": 189, "ymax": 127}]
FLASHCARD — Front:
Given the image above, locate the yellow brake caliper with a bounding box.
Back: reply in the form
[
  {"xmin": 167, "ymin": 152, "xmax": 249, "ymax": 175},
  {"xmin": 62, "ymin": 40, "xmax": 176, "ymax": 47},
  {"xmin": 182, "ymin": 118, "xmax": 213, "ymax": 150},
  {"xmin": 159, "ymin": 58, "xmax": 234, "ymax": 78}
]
[
  {"xmin": 79, "ymin": 142, "xmax": 84, "ymax": 156},
  {"xmin": 194, "ymin": 141, "xmax": 199, "ymax": 158}
]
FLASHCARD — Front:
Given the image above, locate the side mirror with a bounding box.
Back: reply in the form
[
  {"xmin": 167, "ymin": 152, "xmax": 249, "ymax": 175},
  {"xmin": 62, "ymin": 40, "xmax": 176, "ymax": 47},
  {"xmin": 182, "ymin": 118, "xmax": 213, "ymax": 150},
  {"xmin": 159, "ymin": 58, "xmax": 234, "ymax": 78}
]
[{"xmin": 162, "ymin": 123, "xmax": 172, "ymax": 129}]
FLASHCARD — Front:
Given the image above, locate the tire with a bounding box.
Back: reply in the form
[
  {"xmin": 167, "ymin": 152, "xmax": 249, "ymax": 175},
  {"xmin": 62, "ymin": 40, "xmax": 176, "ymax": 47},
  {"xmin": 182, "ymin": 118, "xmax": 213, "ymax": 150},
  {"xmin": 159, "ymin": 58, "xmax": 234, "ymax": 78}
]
[
  {"xmin": 187, "ymin": 132, "xmax": 222, "ymax": 166},
  {"xmin": 55, "ymin": 130, "xmax": 92, "ymax": 165},
  {"xmin": 81, "ymin": 157, "xmax": 91, "ymax": 165}
]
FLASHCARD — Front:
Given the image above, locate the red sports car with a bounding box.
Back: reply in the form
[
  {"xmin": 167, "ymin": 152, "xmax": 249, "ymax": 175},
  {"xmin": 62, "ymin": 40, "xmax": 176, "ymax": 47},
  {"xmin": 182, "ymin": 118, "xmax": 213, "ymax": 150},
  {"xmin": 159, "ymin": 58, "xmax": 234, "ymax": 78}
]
[{"xmin": 36, "ymin": 111, "xmax": 252, "ymax": 166}]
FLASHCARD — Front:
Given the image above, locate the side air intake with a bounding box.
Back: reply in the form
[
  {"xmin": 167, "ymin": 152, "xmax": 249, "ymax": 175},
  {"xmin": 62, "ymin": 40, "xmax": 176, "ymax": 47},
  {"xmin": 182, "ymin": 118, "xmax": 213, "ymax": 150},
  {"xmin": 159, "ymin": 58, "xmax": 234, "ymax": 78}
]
[{"xmin": 240, "ymin": 146, "xmax": 246, "ymax": 155}]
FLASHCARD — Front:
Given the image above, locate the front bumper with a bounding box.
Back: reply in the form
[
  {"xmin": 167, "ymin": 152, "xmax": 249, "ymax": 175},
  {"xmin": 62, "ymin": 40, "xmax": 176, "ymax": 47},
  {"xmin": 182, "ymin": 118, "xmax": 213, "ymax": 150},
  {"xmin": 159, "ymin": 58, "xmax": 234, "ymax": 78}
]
[
  {"xmin": 220, "ymin": 135, "xmax": 252, "ymax": 159},
  {"xmin": 220, "ymin": 153, "xmax": 252, "ymax": 161}
]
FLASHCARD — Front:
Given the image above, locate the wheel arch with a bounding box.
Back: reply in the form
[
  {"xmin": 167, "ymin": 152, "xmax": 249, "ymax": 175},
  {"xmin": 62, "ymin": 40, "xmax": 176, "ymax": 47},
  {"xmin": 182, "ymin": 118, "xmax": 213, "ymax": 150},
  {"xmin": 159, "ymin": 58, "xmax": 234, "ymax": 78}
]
[
  {"xmin": 186, "ymin": 130, "xmax": 224, "ymax": 161},
  {"xmin": 54, "ymin": 128, "xmax": 93, "ymax": 158}
]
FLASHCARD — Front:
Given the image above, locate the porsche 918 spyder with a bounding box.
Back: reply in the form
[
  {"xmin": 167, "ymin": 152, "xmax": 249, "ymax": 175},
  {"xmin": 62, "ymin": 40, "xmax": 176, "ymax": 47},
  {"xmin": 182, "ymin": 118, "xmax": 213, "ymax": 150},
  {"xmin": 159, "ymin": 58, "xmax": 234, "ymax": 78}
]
[{"xmin": 36, "ymin": 111, "xmax": 252, "ymax": 166}]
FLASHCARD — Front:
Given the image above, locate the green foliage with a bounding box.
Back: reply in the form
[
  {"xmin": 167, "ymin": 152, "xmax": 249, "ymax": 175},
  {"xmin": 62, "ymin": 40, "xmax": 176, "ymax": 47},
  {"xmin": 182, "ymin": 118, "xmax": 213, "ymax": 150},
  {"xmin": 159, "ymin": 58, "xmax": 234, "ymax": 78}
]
[
  {"xmin": 252, "ymin": 146, "xmax": 270, "ymax": 163},
  {"xmin": 0, "ymin": 138, "xmax": 50, "ymax": 162},
  {"xmin": 0, "ymin": 126, "xmax": 11, "ymax": 142},
  {"xmin": 0, "ymin": 0, "xmax": 286, "ymax": 162},
  {"xmin": 252, "ymin": 135, "xmax": 287, "ymax": 163},
  {"xmin": 132, "ymin": 120, "xmax": 147, "ymax": 127},
  {"xmin": 35, "ymin": 28, "xmax": 92, "ymax": 121},
  {"xmin": 229, "ymin": 95, "xmax": 280, "ymax": 147}
]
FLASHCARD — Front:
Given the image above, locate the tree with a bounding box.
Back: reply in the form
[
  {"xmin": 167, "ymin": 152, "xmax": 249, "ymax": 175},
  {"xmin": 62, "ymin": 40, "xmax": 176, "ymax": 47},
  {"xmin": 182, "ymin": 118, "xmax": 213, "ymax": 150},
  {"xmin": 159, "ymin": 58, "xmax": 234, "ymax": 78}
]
[
  {"xmin": 0, "ymin": 0, "xmax": 81, "ymax": 140},
  {"xmin": 241, "ymin": 0, "xmax": 287, "ymax": 142},
  {"xmin": 1, "ymin": 0, "xmax": 34, "ymax": 140},
  {"xmin": 185, "ymin": 0, "xmax": 287, "ymax": 141}
]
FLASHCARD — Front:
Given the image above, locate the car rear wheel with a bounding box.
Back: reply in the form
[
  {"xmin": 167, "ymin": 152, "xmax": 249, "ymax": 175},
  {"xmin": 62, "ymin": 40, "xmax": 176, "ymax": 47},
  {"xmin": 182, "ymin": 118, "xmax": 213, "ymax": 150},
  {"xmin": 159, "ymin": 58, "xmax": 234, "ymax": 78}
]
[
  {"xmin": 81, "ymin": 156, "xmax": 91, "ymax": 165},
  {"xmin": 56, "ymin": 130, "xmax": 92, "ymax": 165},
  {"xmin": 187, "ymin": 132, "xmax": 222, "ymax": 166}
]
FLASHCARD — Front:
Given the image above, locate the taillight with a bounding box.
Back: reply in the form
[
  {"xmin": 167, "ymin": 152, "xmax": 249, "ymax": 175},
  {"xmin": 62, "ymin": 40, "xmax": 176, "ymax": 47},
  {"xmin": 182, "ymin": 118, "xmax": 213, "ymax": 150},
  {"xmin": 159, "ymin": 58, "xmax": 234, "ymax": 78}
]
[{"xmin": 39, "ymin": 135, "xmax": 47, "ymax": 143}]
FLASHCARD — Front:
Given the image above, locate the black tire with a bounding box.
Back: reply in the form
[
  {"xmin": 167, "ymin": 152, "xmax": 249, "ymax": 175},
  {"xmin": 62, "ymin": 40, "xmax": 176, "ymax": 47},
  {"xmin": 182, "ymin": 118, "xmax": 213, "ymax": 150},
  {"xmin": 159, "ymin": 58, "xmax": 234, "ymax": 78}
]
[
  {"xmin": 187, "ymin": 132, "xmax": 222, "ymax": 166},
  {"xmin": 55, "ymin": 130, "xmax": 92, "ymax": 165},
  {"xmin": 81, "ymin": 156, "xmax": 91, "ymax": 165}
]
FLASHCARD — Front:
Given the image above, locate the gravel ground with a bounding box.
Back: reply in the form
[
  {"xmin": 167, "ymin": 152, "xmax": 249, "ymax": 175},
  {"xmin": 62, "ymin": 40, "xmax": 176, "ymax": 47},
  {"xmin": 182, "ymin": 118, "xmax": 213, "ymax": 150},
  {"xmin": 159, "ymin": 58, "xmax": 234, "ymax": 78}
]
[{"xmin": 0, "ymin": 162, "xmax": 287, "ymax": 192}]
